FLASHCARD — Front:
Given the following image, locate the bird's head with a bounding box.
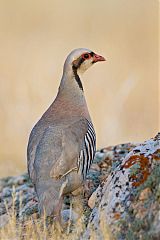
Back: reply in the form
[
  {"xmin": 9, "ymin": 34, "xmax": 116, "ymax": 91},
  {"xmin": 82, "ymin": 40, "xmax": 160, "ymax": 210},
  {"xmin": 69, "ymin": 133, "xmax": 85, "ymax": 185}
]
[
  {"xmin": 63, "ymin": 48, "xmax": 106, "ymax": 76},
  {"xmin": 61, "ymin": 48, "xmax": 105, "ymax": 91}
]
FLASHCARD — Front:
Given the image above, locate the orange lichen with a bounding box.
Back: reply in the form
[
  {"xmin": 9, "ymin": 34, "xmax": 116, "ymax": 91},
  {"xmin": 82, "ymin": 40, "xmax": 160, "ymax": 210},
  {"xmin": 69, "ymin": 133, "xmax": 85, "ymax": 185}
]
[
  {"xmin": 113, "ymin": 212, "xmax": 121, "ymax": 220},
  {"xmin": 152, "ymin": 149, "xmax": 160, "ymax": 161},
  {"xmin": 123, "ymin": 155, "xmax": 150, "ymax": 187}
]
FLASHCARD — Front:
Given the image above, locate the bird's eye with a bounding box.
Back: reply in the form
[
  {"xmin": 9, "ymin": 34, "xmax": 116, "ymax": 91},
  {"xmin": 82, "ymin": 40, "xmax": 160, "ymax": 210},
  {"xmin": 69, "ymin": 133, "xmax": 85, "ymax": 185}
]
[{"xmin": 82, "ymin": 53, "xmax": 90, "ymax": 60}]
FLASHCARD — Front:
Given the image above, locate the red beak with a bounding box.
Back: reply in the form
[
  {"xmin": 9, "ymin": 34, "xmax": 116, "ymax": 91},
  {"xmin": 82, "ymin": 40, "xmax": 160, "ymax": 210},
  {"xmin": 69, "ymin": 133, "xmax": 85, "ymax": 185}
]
[{"xmin": 93, "ymin": 53, "xmax": 106, "ymax": 63}]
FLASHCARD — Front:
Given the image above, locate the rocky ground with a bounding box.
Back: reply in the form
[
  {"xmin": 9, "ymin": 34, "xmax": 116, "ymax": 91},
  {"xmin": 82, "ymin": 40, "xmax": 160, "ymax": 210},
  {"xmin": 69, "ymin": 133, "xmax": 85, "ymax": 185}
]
[{"xmin": 0, "ymin": 133, "xmax": 160, "ymax": 240}]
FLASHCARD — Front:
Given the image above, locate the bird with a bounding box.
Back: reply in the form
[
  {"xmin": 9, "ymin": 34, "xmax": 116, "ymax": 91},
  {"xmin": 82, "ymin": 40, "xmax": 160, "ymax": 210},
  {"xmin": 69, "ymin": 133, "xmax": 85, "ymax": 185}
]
[{"xmin": 27, "ymin": 48, "xmax": 105, "ymax": 226}]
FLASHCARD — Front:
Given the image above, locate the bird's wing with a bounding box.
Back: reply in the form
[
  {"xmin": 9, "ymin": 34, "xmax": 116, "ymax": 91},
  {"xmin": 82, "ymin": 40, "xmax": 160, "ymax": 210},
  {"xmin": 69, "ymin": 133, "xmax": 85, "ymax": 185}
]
[
  {"xmin": 49, "ymin": 118, "xmax": 89, "ymax": 180},
  {"xmin": 28, "ymin": 118, "xmax": 96, "ymax": 185}
]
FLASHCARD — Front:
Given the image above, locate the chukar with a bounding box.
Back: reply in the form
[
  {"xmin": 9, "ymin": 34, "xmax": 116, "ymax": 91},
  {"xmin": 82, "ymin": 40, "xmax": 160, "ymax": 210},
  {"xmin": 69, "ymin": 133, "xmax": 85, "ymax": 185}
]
[{"xmin": 27, "ymin": 48, "xmax": 105, "ymax": 224}]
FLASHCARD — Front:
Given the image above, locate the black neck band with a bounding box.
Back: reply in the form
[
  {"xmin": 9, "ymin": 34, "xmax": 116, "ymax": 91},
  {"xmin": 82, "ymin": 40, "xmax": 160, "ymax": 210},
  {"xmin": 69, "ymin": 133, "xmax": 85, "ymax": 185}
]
[{"xmin": 72, "ymin": 66, "xmax": 83, "ymax": 91}]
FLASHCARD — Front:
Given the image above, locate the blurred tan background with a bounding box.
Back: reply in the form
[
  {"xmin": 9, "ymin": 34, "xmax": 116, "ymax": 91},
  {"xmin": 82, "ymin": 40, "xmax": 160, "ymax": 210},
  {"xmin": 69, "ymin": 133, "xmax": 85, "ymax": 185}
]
[{"xmin": 0, "ymin": 0, "xmax": 159, "ymax": 177}]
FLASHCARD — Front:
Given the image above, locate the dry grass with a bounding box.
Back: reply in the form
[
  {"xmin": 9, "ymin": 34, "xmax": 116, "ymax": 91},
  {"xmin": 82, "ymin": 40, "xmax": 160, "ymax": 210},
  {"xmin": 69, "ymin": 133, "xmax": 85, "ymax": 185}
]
[
  {"xmin": 0, "ymin": 190, "xmax": 111, "ymax": 240},
  {"xmin": 0, "ymin": 210, "xmax": 111, "ymax": 240},
  {"xmin": 0, "ymin": 215, "xmax": 84, "ymax": 240},
  {"xmin": 0, "ymin": 192, "xmax": 85, "ymax": 240}
]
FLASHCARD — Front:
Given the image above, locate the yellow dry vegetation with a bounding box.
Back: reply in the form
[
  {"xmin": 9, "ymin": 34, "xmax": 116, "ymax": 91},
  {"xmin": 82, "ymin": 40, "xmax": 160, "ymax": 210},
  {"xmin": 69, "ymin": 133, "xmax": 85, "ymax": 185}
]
[{"xmin": 0, "ymin": 192, "xmax": 111, "ymax": 240}]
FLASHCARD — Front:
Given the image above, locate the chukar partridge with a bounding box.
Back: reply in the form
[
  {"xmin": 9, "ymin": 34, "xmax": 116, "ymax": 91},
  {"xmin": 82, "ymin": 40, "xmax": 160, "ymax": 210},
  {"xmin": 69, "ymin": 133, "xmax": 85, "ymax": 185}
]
[{"xmin": 27, "ymin": 48, "xmax": 105, "ymax": 224}]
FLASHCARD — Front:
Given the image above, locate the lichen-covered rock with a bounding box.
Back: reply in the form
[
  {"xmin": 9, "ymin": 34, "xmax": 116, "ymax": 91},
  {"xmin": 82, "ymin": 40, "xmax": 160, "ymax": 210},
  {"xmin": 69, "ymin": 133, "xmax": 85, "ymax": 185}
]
[
  {"xmin": 84, "ymin": 133, "xmax": 160, "ymax": 240},
  {"xmin": 0, "ymin": 134, "xmax": 159, "ymax": 240}
]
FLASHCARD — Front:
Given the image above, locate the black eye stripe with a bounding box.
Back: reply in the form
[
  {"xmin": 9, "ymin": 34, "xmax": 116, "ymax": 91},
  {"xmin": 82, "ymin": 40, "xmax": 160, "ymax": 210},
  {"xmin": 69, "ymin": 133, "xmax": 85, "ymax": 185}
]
[
  {"xmin": 90, "ymin": 52, "xmax": 94, "ymax": 57},
  {"xmin": 82, "ymin": 52, "xmax": 95, "ymax": 60},
  {"xmin": 72, "ymin": 51, "xmax": 95, "ymax": 70}
]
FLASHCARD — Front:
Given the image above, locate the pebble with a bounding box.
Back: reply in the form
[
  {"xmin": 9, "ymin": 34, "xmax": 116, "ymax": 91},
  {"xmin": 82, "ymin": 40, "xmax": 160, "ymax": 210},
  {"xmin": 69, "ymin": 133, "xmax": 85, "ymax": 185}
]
[
  {"xmin": 88, "ymin": 191, "xmax": 97, "ymax": 209},
  {"xmin": 139, "ymin": 187, "xmax": 152, "ymax": 201},
  {"xmin": 62, "ymin": 209, "xmax": 79, "ymax": 223},
  {"xmin": 0, "ymin": 213, "xmax": 9, "ymax": 228}
]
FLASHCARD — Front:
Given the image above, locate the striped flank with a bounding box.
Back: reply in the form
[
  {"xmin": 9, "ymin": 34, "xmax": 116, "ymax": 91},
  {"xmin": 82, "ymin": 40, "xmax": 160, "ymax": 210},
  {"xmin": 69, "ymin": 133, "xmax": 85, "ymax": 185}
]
[{"xmin": 78, "ymin": 120, "xmax": 96, "ymax": 179}]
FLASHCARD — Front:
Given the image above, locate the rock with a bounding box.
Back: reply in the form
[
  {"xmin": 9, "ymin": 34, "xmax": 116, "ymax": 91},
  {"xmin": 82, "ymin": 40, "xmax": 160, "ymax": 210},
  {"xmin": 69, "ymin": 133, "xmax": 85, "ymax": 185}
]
[
  {"xmin": 88, "ymin": 190, "xmax": 97, "ymax": 209},
  {"xmin": 84, "ymin": 133, "xmax": 160, "ymax": 239},
  {"xmin": 0, "ymin": 134, "xmax": 160, "ymax": 239},
  {"xmin": 62, "ymin": 209, "xmax": 79, "ymax": 223},
  {"xmin": 90, "ymin": 163, "xmax": 100, "ymax": 172},
  {"xmin": 0, "ymin": 214, "xmax": 9, "ymax": 228},
  {"xmin": 138, "ymin": 187, "xmax": 152, "ymax": 201}
]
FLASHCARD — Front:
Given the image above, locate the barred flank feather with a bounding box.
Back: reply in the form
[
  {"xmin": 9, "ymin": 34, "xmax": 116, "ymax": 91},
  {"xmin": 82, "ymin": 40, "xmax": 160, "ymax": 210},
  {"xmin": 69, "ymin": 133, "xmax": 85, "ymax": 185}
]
[{"xmin": 78, "ymin": 121, "xmax": 96, "ymax": 179}]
